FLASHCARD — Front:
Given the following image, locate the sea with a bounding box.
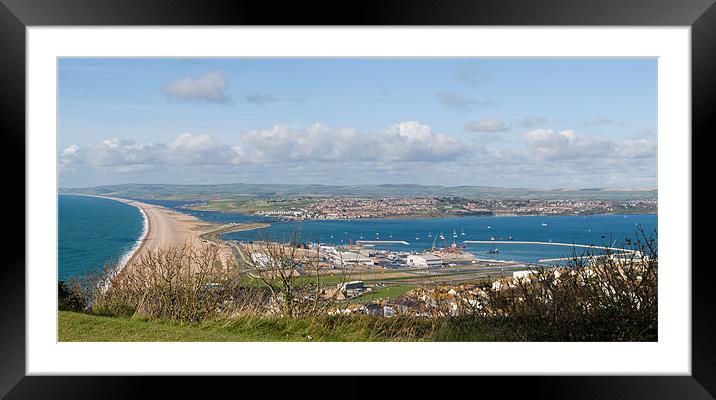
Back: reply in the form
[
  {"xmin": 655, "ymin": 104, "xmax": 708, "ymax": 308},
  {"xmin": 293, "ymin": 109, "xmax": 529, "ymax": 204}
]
[
  {"xmin": 58, "ymin": 194, "xmax": 147, "ymax": 281},
  {"xmin": 58, "ymin": 195, "xmax": 657, "ymax": 280}
]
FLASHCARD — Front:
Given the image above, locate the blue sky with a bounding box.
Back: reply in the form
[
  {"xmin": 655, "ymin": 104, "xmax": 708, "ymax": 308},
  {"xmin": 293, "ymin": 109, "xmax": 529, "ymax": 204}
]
[{"xmin": 58, "ymin": 58, "xmax": 657, "ymax": 189}]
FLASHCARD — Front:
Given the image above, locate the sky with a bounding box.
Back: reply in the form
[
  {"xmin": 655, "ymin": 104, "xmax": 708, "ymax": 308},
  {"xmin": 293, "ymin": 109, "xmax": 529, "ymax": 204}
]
[{"xmin": 58, "ymin": 58, "xmax": 657, "ymax": 189}]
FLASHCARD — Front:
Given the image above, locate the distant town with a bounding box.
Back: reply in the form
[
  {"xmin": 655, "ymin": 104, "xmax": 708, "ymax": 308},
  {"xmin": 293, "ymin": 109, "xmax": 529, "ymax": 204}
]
[{"xmin": 191, "ymin": 196, "xmax": 657, "ymax": 220}]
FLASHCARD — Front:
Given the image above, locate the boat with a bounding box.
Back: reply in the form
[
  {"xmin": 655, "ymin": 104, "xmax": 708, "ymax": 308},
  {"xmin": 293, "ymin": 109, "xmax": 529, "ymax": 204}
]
[
  {"xmin": 461, "ymin": 228, "xmax": 465, "ymax": 236},
  {"xmin": 439, "ymin": 232, "xmax": 445, "ymax": 240},
  {"xmin": 453, "ymin": 229, "xmax": 458, "ymax": 238},
  {"xmin": 428, "ymin": 232, "xmax": 432, "ymax": 238},
  {"xmin": 491, "ymin": 235, "xmax": 512, "ymax": 241},
  {"xmin": 488, "ymin": 248, "xmax": 500, "ymax": 254},
  {"xmin": 415, "ymin": 233, "xmax": 420, "ymax": 240},
  {"xmin": 542, "ymin": 222, "xmax": 548, "ymax": 227},
  {"xmin": 487, "ymin": 225, "xmax": 491, "ymax": 229}
]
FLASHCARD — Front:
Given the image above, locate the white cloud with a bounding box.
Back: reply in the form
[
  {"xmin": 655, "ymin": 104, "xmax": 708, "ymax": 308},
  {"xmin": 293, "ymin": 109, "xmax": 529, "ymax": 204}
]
[
  {"xmin": 618, "ymin": 139, "xmax": 657, "ymax": 158},
  {"xmin": 523, "ymin": 129, "xmax": 591, "ymax": 160},
  {"xmin": 522, "ymin": 128, "xmax": 655, "ymax": 163},
  {"xmin": 241, "ymin": 121, "xmax": 467, "ymax": 164},
  {"xmin": 240, "ymin": 124, "xmax": 368, "ymax": 163},
  {"xmin": 163, "ymin": 72, "xmax": 231, "ymax": 103},
  {"xmin": 162, "ymin": 133, "xmax": 245, "ymax": 165},
  {"xmin": 379, "ymin": 121, "xmax": 466, "ymax": 162},
  {"xmin": 61, "ymin": 122, "xmax": 469, "ymax": 171},
  {"xmin": 59, "ymin": 124, "xmax": 656, "ymax": 189},
  {"xmin": 464, "ymin": 118, "xmax": 510, "ymax": 133},
  {"xmin": 60, "ymin": 133, "xmax": 244, "ymax": 168}
]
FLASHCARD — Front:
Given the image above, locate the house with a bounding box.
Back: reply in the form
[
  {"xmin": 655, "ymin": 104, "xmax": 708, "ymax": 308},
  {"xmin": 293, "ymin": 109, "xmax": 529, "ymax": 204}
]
[
  {"xmin": 512, "ymin": 270, "xmax": 532, "ymax": 282},
  {"xmin": 406, "ymin": 254, "xmax": 442, "ymax": 268},
  {"xmin": 336, "ymin": 280, "xmax": 367, "ymax": 297}
]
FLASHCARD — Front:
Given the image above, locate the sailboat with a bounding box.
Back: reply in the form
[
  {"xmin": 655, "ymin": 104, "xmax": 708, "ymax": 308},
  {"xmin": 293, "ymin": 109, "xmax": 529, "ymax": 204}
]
[
  {"xmin": 439, "ymin": 232, "xmax": 445, "ymax": 240},
  {"xmin": 461, "ymin": 228, "xmax": 465, "ymax": 236},
  {"xmin": 452, "ymin": 229, "xmax": 458, "ymax": 238},
  {"xmin": 415, "ymin": 233, "xmax": 420, "ymax": 240},
  {"xmin": 428, "ymin": 232, "xmax": 432, "ymax": 238}
]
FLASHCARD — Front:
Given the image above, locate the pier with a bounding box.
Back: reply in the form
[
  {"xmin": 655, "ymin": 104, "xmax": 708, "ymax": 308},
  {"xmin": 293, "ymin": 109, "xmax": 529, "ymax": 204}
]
[
  {"xmin": 462, "ymin": 240, "xmax": 637, "ymax": 254},
  {"xmin": 356, "ymin": 240, "xmax": 410, "ymax": 245}
]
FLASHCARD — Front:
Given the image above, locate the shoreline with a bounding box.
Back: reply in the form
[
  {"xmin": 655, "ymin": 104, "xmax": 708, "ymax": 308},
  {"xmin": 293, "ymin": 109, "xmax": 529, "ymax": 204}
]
[
  {"xmin": 64, "ymin": 194, "xmax": 155, "ymax": 271},
  {"xmin": 118, "ymin": 201, "xmax": 149, "ymax": 273},
  {"xmin": 63, "ymin": 193, "xmax": 229, "ymax": 271}
]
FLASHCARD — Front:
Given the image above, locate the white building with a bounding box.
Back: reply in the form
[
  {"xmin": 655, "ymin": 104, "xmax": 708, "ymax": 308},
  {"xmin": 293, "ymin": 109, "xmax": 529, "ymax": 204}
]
[
  {"xmin": 512, "ymin": 270, "xmax": 532, "ymax": 280},
  {"xmin": 331, "ymin": 251, "xmax": 374, "ymax": 266},
  {"xmin": 251, "ymin": 252, "xmax": 273, "ymax": 268},
  {"xmin": 406, "ymin": 254, "xmax": 442, "ymax": 268}
]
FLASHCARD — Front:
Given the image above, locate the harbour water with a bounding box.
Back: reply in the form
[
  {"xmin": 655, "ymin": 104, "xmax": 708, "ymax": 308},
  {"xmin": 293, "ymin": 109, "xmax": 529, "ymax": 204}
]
[
  {"xmin": 221, "ymin": 213, "xmax": 657, "ymax": 264},
  {"xmin": 58, "ymin": 195, "xmax": 657, "ymax": 279},
  {"xmin": 58, "ymin": 194, "xmax": 146, "ymax": 281}
]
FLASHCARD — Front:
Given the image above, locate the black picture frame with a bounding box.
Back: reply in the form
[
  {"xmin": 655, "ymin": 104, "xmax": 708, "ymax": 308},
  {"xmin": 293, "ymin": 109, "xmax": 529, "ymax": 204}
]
[{"xmin": 1, "ymin": 0, "xmax": 713, "ymax": 397}]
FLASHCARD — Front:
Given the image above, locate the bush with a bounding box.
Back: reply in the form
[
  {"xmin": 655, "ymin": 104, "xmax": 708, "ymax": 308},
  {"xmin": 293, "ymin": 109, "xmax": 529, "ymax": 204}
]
[
  {"xmin": 483, "ymin": 233, "xmax": 658, "ymax": 341},
  {"xmin": 58, "ymin": 280, "xmax": 87, "ymax": 312}
]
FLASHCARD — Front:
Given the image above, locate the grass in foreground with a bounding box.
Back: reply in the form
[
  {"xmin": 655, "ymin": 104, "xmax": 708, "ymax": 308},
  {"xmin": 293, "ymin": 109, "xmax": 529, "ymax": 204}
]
[
  {"xmin": 59, "ymin": 311, "xmax": 444, "ymax": 342},
  {"xmin": 59, "ymin": 310, "xmax": 514, "ymax": 342}
]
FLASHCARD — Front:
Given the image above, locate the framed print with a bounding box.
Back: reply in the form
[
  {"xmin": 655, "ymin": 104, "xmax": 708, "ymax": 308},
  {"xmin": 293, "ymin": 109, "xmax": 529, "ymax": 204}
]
[{"xmin": 2, "ymin": 0, "xmax": 714, "ymax": 397}]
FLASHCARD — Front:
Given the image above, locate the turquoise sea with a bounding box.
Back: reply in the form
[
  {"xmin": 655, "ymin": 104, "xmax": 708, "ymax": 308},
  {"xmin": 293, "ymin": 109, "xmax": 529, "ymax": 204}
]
[
  {"xmin": 58, "ymin": 195, "xmax": 146, "ymax": 281},
  {"xmin": 58, "ymin": 195, "xmax": 657, "ymax": 279}
]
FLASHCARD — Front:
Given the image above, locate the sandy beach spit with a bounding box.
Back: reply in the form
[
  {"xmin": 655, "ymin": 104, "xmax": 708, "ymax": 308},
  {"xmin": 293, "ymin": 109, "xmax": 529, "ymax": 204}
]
[{"xmin": 84, "ymin": 196, "xmax": 235, "ymax": 268}]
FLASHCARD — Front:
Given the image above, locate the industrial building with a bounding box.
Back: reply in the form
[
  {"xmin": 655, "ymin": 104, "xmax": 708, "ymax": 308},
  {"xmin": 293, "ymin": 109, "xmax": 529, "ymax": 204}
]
[
  {"xmin": 331, "ymin": 251, "xmax": 374, "ymax": 266},
  {"xmin": 406, "ymin": 254, "xmax": 443, "ymax": 268}
]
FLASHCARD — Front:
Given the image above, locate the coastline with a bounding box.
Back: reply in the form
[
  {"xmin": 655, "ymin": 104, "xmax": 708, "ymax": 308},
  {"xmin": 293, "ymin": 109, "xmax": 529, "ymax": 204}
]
[
  {"xmin": 118, "ymin": 201, "xmax": 149, "ymax": 274},
  {"xmin": 63, "ymin": 193, "xmax": 230, "ymax": 271}
]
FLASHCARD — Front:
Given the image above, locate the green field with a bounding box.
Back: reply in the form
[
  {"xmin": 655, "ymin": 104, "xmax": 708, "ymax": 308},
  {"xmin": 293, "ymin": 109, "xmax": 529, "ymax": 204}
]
[
  {"xmin": 58, "ymin": 311, "xmax": 446, "ymax": 342},
  {"xmin": 191, "ymin": 197, "xmax": 319, "ymax": 213}
]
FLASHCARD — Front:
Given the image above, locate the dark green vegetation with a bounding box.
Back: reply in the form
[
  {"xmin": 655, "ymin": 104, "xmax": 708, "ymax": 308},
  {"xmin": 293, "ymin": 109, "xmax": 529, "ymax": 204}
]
[{"xmin": 61, "ymin": 182, "xmax": 657, "ymax": 201}]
